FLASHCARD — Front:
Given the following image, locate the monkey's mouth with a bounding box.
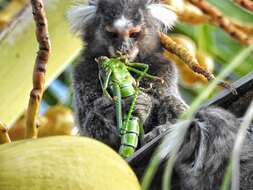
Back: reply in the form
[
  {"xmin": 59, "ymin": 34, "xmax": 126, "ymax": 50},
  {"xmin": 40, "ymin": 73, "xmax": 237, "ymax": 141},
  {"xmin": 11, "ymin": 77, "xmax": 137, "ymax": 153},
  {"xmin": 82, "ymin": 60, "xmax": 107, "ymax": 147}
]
[{"xmin": 109, "ymin": 42, "xmax": 139, "ymax": 61}]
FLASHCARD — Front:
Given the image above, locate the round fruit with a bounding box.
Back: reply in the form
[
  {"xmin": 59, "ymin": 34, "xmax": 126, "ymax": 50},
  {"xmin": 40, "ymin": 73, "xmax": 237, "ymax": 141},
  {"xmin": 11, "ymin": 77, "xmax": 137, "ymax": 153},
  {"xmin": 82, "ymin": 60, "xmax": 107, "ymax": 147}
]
[
  {"xmin": 8, "ymin": 112, "xmax": 28, "ymax": 141},
  {"xmin": 179, "ymin": 2, "xmax": 209, "ymax": 24},
  {"xmin": 0, "ymin": 136, "xmax": 141, "ymax": 190},
  {"xmin": 163, "ymin": 35, "xmax": 215, "ymax": 87},
  {"xmin": 9, "ymin": 106, "xmax": 76, "ymax": 141},
  {"xmin": 38, "ymin": 105, "xmax": 75, "ymax": 137},
  {"xmin": 161, "ymin": 0, "xmax": 184, "ymax": 13}
]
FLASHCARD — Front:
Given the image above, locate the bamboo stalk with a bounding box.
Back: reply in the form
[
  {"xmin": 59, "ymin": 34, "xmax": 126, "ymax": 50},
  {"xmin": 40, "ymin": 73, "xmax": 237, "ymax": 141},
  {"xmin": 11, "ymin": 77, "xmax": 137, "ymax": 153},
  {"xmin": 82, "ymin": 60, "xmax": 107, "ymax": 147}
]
[
  {"xmin": 188, "ymin": 0, "xmax": 252, "ymax": 45},
  {"xmin": 0, "ymin": 121, "xmax": 11, "ymax": 144},
  {"xmin": 235, "ymin": 0, "xmax": 253, "ymax": 12},
  {"xmin": 26, "ymin": 0, "xmax": 51, "ymax": 139},
  {"xmin": 159, "ymin": 32, "xmax": 237, "ymax": 94}
]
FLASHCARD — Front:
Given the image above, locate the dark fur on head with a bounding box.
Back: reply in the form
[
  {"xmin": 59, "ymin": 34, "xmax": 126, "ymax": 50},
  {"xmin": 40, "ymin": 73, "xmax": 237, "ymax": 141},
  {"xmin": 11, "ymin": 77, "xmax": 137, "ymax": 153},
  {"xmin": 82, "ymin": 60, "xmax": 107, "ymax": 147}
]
[{"xmin": 68, "ymin": 0, "xmax": 177, "ymax": 59}]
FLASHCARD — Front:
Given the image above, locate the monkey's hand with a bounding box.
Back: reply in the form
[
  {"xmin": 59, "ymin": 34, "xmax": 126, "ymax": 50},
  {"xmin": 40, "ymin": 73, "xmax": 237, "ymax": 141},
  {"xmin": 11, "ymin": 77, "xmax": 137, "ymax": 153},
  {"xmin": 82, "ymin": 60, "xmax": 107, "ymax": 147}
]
[
  {"xmin": 86, "ymin": 91, "xmax": 152, "ymax": 149},
  {"xmin": 94, "ymin": 91, "xmax": 152, "ymax": 124},
  {"xmin": 158, "ymin": 95, "xmax": 189, "ymax": 124},
  {"xmin": 125, "ymin": 91, "xmax": 152, "ymax": 125},
  {"xmin": 83, "ymin": 96, "xmax": 121, "ymax": 149}
]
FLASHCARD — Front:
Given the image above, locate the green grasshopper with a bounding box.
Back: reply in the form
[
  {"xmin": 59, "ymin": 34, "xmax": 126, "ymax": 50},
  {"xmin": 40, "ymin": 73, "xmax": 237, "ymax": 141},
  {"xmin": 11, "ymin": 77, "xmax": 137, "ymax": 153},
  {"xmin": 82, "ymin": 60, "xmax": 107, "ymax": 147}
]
[{"xmin": 96, "ymin": 54, "xmax": 163, "ymax": 158}]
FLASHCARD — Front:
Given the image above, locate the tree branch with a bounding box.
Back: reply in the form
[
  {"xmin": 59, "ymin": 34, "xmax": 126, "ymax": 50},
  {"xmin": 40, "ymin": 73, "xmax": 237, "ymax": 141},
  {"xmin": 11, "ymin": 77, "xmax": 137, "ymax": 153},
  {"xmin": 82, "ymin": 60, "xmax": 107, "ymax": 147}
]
[
  {"xmin": 235, "ymin": 0, "xmax": 253, "ymax": 12},
  {"xmin": 26, "ymin": 0, "xmax": 51, "ymax": 139},
  {"xmin": 160, "ymin": 32, "xmax": 237, "ymax": 94},
  {"xmin": 188, "ymin": 0, "xmax": 252, "ymax": 45}
]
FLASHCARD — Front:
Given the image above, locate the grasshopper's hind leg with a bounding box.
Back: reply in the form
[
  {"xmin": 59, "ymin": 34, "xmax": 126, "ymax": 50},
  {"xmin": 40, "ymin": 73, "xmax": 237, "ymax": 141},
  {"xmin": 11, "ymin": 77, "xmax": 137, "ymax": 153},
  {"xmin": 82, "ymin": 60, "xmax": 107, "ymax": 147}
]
[
  {"xmin": 125, "ymin": 62, "xmax": 149, "ymax": 83},
  {"xmin": 112, "ymin": 82, "xmax": 123, "ymax": 133},
  {"xmin": 99, "ymin": 70, "xmax": 112, "ymax": 99},
  {"xmin": 119, "ymin": 90, "xmax": 141, "ymax": 158},
  {"xmin": 126, "ymin": 66, "xmax": 164, "ymax": 84}
]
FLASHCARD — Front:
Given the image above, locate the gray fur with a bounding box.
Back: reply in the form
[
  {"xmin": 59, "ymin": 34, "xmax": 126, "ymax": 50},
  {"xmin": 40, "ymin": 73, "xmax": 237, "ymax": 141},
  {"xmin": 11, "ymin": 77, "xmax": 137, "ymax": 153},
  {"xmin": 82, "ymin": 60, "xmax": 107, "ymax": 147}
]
[
  {"xmin": 163, "ymin": 107, "xmax": 253, "ymax": 190},
  {"xmin": 67, "ymin": 5, "xmax": 97, "ymax": 34},
  {"xmin": 69, "ymin": 0, "xmax": 187, "ymax": 149},
  {"xmin": 69, "ymin": 1, "xmax": 253, "ymax": 189},
  {"xmin": 68, "ymin": 0, "xmax": 177, "ymax": 35}
]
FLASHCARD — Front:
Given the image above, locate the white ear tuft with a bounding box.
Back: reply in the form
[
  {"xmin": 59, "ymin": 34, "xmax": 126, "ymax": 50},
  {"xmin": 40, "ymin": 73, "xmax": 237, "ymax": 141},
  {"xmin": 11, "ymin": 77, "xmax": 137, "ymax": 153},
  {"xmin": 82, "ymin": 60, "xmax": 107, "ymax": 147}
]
[
  {"xmin": 67, "ymin": 5, "xmax": 97, "ymax": 34},
  {"xmin": 147, "ymin": 3, "xmax": 177, "ymax": 32}
]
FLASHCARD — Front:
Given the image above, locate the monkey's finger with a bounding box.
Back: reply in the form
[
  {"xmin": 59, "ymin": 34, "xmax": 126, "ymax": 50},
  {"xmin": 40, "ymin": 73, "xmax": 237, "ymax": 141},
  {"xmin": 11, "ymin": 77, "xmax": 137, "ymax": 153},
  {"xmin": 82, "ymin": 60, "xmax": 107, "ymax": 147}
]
[
  {"xmin": 134, "ymin": 107, "xmax": 151, "ymax": 124},
  {"xmin": 136, "ymin": 92, "xmax": 152, "ymax": 105},
  {"xmin": 94, "ymin": 97, "xmax": 114, "ymax": 110}
]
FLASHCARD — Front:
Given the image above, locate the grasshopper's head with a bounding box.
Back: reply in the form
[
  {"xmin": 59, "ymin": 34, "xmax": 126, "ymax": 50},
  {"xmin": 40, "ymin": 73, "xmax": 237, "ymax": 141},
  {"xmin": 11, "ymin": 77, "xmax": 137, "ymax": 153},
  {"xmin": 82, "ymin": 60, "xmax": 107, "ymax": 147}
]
[{"xmin": 95, "ymin": 56, "xmax": 112, "ymax": 69}]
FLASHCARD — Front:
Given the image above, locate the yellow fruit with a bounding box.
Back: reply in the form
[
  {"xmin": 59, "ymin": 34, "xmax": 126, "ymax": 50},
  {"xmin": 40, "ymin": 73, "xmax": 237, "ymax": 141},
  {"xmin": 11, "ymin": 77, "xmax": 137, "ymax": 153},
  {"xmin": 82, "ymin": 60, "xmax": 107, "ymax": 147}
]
[
  {"xmin": 0, "ymin": 136, "xmax": 141, "ymax": 190},
  {"xmin": 9, "ymin": 106, "xmax": 75, "ymax": 140},
  {"xmin": 0, "ymin": 121, "xmax": 11, "ymax": 144},
  {"xmin": 195, "ymin": 50, "xmax": 214, "ymax": 73},
  {"xmin": 180, "ymin": 50, "xmax": 214, "ymax": 87},
  {"xmin": 38, "ymin": 105, "xmax": 75, "ymax": 137},
  {"xmin": 178, "ymin": 2, "xmax": 209, "ymax": 24},
  {"xmin": 163, "ymin": 35, "xmax": 215, "ymax": 87},
  {"xmin": 161, "ymin": 0, "xmax": 184, "ymax": 13},
  {"xmin": 8, "ymin": 112, "xmax": 27, "ymax": 141},
  {"xmin": 0, "ymin": 0, "xmax": 29, "ymax": 29},
  {"xmin": 170, "ymin": 35, "xmax": 196, "ymax": 54}
]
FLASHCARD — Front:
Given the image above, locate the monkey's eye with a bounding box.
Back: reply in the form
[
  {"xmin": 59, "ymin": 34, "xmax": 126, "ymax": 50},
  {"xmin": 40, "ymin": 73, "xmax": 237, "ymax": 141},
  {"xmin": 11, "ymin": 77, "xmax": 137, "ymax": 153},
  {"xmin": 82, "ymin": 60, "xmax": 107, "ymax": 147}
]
[
  {"xmin": 130, "ymin": 32, "xmax": 141, "ymax": 39},
  {"xmin": 129, "ymin": 26, "xmax": 141, "ymax": 39},
  {"xmin": 105, "ymin": 26, "xmax": 118, "ymax": 38},
  {"xmin": 107, "ymin": 31, "xmax": 119, "ymax": 38}
]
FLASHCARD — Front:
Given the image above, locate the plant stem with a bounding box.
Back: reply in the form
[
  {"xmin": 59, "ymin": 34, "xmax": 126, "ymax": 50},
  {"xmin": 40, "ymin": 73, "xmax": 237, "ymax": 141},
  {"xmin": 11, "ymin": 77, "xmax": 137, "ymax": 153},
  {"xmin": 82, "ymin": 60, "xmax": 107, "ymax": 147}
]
[
  {"xmin": 160, "ymin": 32, "xmax": 235, "ymax": 93},
  {"xmin": 26, "ymin": 0, "xmax": 51, "ymax": 139},
  {"xmin": 189, "ymin": 0, "xmax": 252, "ymax": 45},
  {"xmin": 234, "ymin": 0, "xmax": 253, "ymax": 12}
]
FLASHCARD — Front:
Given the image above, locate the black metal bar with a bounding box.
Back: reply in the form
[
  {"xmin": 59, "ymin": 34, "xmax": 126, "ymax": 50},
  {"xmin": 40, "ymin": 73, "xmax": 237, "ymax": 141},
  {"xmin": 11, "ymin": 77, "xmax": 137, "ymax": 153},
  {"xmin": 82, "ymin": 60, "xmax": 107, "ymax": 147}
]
[{"xmin": 128, "ymin": 71, "xmax": 253, "ymax": 168}]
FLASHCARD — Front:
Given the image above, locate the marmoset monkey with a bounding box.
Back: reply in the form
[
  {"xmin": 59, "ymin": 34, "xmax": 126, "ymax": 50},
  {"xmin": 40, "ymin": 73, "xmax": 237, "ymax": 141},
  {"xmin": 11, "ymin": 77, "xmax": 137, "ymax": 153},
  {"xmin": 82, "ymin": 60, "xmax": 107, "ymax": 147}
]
[
  {"xmin": 68, "ymin": 0, "xmax": 188, "ymax": 149},
  {"xmin": 68, "ymin": 1, "xmax": 253, "ymax": 189},
  {"xmin": 163, "ymin": 107, "xmax": 253, "ymax": 190}
]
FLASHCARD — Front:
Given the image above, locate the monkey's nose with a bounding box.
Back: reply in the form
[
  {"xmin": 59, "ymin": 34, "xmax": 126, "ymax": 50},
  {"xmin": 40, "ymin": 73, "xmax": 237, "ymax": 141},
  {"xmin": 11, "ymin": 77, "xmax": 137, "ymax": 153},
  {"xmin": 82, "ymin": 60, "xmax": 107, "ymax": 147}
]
[
  {"xmin": 118, "ymin": 26, "xmax": 141, "ymax": 38},
  {"xmin": 118, "ymin": 31, "xmax": 129, "ymax": 38},
  {"xmin": 120, "ymin": 40, "xmax": 130, "ymax": 53}
]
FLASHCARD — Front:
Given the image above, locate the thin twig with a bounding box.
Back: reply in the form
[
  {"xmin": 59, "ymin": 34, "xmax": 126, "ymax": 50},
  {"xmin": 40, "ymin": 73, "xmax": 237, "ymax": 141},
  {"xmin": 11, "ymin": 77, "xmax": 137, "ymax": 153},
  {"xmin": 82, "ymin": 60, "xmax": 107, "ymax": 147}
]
[
  {"xmin": 188, "ymin": 0, "xmax": 252, "ymax": 45},
  {"xmin": 162, "ymin": 0, "xmax": 253, "ymax": 35},
  {"xmin": 26, "ymin": 0, "xmax": 51, "ymax": 139},
  {"xmin": 233, "ymin": 21, "xmax": 253, "ymax": 36},
  {"xmin": 235, "ymin": 0, "xmax": 253, "ymax": 12},
  {"xmin": 0, "ymin": 121, "xmax": 11, "ymax": 144},
  {"xmin": 159, "ymin": 32, "xmax": 236, "ymax": 94}
]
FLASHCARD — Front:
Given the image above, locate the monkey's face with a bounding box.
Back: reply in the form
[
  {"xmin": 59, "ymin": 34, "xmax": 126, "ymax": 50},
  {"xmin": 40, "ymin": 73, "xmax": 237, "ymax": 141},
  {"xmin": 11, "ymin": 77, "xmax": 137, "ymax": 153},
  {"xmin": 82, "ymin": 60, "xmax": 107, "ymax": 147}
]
[
  {"xmin": 68, "ymin": 0, "xmax": 177, "ymax": 59},
  {"xmin": 97, "ymin": 0, "xmax": 147, "ymax": 59}
]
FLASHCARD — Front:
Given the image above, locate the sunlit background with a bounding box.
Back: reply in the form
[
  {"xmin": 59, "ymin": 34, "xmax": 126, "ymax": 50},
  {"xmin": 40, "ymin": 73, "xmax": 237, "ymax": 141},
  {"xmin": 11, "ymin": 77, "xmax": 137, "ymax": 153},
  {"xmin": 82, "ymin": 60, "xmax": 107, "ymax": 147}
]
[{"xmin": 1, "ymin": 0, "xmax": 253, "ymax": 128}]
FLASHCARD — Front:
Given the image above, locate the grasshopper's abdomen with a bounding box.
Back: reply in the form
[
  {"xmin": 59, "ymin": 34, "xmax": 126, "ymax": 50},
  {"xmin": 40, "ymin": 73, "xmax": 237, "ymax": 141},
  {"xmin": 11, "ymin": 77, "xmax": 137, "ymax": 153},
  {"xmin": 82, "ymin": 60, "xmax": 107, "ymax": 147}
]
[
  {"xmin": 112, "ymin": 64, "xmax": 136, "ymax": 97},
  {"xmin": 119, "ymin": 117, "xmax": 140, "ymax": 158},
  {"xmin": 120, "ymin": 82, "xmax": 135, "ymax": 97}
]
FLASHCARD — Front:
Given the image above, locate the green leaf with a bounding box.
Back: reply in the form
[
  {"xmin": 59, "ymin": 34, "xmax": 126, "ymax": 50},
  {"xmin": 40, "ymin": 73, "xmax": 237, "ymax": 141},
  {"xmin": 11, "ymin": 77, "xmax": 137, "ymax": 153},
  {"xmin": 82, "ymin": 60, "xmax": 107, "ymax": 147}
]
[{"xmin": 0, "ymin": 0, "xmax": 82, "ymax": 126}]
